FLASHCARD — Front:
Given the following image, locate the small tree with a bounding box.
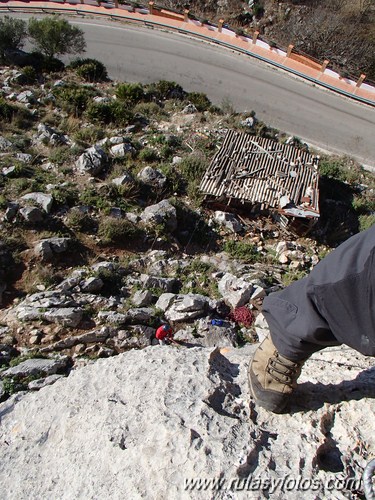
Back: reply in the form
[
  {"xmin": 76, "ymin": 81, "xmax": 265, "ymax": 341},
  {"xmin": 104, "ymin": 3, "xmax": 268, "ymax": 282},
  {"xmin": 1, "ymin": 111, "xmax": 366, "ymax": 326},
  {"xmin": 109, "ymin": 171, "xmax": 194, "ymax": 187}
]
[
  {"xmin": 0, "ymin": 16, "xmax": 27, "ymax": 61},
  {"xmin": 28, "ymin": 16, "xmax": 86, "ymax": 60}
]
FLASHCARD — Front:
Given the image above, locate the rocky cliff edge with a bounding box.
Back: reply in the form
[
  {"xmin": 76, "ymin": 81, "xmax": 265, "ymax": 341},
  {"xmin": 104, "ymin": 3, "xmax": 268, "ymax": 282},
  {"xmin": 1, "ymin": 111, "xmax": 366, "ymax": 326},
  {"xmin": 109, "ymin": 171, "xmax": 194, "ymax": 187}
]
[{"xmin": 0, "ymin": 344, "xmax": 374, "ymax": 499}]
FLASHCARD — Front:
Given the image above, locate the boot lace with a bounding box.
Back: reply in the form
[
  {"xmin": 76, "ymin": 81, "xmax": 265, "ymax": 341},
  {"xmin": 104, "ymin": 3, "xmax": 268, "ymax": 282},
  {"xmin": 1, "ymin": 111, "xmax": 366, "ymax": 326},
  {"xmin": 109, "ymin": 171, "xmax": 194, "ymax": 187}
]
[{"xmin": 266, "ymin": 353, "xmax": 302, "ymax": 386}]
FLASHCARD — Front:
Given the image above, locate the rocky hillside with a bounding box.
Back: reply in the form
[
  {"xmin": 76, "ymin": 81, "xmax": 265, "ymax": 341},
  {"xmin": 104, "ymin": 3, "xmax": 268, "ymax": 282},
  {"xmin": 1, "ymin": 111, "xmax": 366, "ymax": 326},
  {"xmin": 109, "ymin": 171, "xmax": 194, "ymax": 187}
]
[
  {"xmin": 0, "ymin": 57, "xmax": 374, "ymax": 398},
  {"xmin": 0, "ymin": 39, "xmax": 374, "ymax": 499},
  {"xmin": 160, "ymin": 0, "xmax": 375, "ymax": 81}
]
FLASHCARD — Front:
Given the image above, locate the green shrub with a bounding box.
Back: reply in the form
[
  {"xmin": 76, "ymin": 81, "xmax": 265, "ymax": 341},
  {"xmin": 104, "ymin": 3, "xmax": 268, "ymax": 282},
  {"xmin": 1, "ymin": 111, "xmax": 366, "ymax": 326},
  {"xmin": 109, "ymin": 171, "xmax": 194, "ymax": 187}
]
[
  {"xmin": 41, "ymin": 56, "xmax": 65, "ymax": 73},
  {"xmin": 319, "ymin": 159, "xmax": 345, "ymax": 180},
  {"xmin": 93, "ymin": 267, "xmax": 126, "ymax": 296},
  {"xmin": 319, "ymin": 157, "xmax": 362, "ymax": 185},
  {"xmin": 186, "ymin": 179, "xmax": 205, "ymax": 206},
  {"xmin": 138, "ymin": 147, "xmax": 159, "ymax": 162},
  {"xmin": 65, "ymin": 207, "xmax": 97, "ymax": 233},
  {"xmin": 0, "ymin": 99, "xmax": 33, "ymax": 129},
  {"xmin": 85, "ymin": 102, "xmax": 113, "ymax": 124},
  {"xmin": 53, "ymin": 85, "xmax": 94, "ymax": 117},
  {"xmin": 48, "ymin": 146, "xmax": 75, "ymax": 166},
  {"xmin": 159, "ymin": 144, "xmax": 173, "ymax": 161},
  {"xmin": 79, "ymin": 187, "xmax": 109, "ymax": 210},
  {"xmin": 358, "ymin": 215, "xmax": 375, "ymax": 232},
  {"xmin": 98, "ymin": 217, "xmax": 139, "ymax": 245},
  {"xmin": 51, "ymin": 184, "xmax": 79, "ymax": 207},
  {"xmin": 115, "ymin": 82, "xmax": 144, "ymax": 104},
  {"xmin": 73, "ymin": 126, "xmax": 105, "ymax": 147},
  {"xmin": 352, "ymin": 196, "xmax": 375, "ymax": 214},
  {"xmin": 110, "ymin": 101, "xmax": 134, "ymax": 126},
  {"xmin": 69, "ymin": 58, "xmax": 108, "ymax": 82},
  {"xmin": 172, "ymin": 199, "xmax": 215, "ymax": 248},
  {"xmin": 252, "ymin": 3, "xmax": 264, "ymax": 18},
  {"xmin": 0, "ymin": 16, "xmax": 27, "ymax": 61},
  {"xmin": 0, "ymin": 195, "xmax": 8, "ymax": 209},
  {"xmin": 281, "ymin": 269, "xmax": 308, "ymax": 286},
  {"xmin": 145, "ymin": 80, "xmax": 184, "ymax": 101},
  {"xmin": 28, "ymin": 16, "xmax": 86, "ymax": 60},
  {"xmin": 85, "ymin": 101, "xmax": 133, "ymax": 126},
  {"xmin": 158, "ymin": 164, "xmax": 184, "ymax": 194},
  {"xmin": 4, "ymin": 177, "xmax": 32, "ymax": 197},
  {"xmin": 186, "ymin": 259, "xmax": 213, "ymax": 275},
  {"xmin": 76, "ymin": 62, "xmax": 105, "ymax": 82},
  {"xmin": 100, "ymin": 183, "xmax": 140, "ymax": 211},
  {"xmin": 186, "ymin": 92, "xmax": 211, "ymax": 112},
  {"xmin": 178, "ymin": 153, "xmax": 208, "ymax": 183},
  {"xmin": 20, "ymin": 51, "xmax": 64, "ymax": 72},
  {"xmin": 12, "ymin": 162, "xmax": 33, "ymax": 178},
  {"xmin": 0, "ymin": 99, "xmax": 16, "ymax": 122},
  {"xmin": 20, "ymin": 65, "xmax": 38, "ymax": 84},
  {"xmin": 133, "ymin": 102, "xmax": 165, "ymax": 117},
  {"xmin": 223, "ymin": 240, "xmax": 260, "ymax": 262}
]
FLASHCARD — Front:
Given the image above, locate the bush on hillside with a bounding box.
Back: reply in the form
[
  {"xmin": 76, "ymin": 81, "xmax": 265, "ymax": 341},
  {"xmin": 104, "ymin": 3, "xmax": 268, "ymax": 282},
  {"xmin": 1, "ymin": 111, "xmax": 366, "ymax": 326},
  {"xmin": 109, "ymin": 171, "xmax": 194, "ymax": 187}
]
[
  {"xmin": 145, "ymin": 80, "xmax": 185, "ymax": 101},
  {"xmin": 223, "ymin": 240, "xmax": 260, "ymax": 262},
  {"xmin": 98, "ymin": 217, "xmax": 140, "ymax": 245},
  {"xmin": 69, "ymin": 58, "xmax": 108, "ymax": 82},
  {"xmin": 186, "ymin": 92, "xmax": 211, "ymax": 112},
  {"xmin": 0, "ymin": 99, "xmax": 33, "ymax": 130},
  {"xmin": 115, "ymin": 82, "xmax": 144, "ymax": 104},
  {"xmin": 85, "ymin": 101, "xmax": 134, "ymax": 126},
  {"xmin": 53, "ymin": 85, "xmax": 95, "ymax": 117}
]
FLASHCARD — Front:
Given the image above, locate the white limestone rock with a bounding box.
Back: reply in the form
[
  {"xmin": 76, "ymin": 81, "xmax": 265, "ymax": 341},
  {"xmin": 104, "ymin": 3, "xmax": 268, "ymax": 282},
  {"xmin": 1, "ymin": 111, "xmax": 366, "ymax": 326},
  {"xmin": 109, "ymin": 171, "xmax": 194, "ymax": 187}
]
[
  {"xmin": 218, "ymin": 273, "xmax": 254, "ymax": 308},
  {"xmin": 140, "ymin": 199, "xmax": 177, "ymax": 232},
  {"xmin": 214, "ymin": 211, "xmax": 244, "ymax": 233},
  {"xmin": 2, "ymin": 357, "xmax": 68, "ymax": 378},
  {"xmin": 76, "ymin": 146, "xmax": 108, "ymax": 176},
  {"xmin": 20, "ymin": 192, "xmax": 53, "ymax": 213},
  {"xmin": 0, "ymin": 345, "xmax": 373, "ymax": 499},
  {"xmin": 165, "ymin": 293, "xmax": 209, "ymax": 322}
]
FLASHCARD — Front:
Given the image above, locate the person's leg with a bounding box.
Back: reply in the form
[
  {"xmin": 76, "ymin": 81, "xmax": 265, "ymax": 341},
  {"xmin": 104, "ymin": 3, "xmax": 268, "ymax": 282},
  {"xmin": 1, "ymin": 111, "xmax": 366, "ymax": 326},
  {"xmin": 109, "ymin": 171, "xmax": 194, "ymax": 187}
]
[
  {"xmin": 264, "ymin": 225, "xmax": 375, "ymax": 359},
  {"xmin": 158, "ymin": 339, "xmax": 166, "ymax": 346},
  {"xmin": 249, "ymin": 225, "xmax": 375, "ymax": 412}
]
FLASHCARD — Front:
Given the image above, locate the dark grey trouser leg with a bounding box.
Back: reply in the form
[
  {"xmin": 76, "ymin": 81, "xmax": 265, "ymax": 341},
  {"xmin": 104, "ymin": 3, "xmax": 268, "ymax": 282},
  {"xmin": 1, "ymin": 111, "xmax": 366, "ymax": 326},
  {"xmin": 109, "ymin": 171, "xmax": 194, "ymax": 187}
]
[{"xmin": 262, "ymin": 225, "xmax": 375, "ymax": 361}]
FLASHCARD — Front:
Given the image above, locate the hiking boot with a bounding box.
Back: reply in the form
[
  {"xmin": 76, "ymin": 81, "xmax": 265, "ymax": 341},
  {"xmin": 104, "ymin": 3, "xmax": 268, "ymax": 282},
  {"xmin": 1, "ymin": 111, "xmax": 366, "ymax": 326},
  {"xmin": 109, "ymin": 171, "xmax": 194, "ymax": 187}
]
[{"xmin": 248, "ymin": 336, "xmax": 306, "ymax": 413}]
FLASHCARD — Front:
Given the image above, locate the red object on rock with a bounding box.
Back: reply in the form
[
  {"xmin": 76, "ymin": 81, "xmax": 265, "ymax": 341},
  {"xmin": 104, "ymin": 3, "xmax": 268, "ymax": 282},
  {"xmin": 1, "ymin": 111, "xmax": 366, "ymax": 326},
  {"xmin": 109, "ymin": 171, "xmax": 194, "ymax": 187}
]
[
  {"xmin": 155, "ymin": 324, "xmax": 173, "ymax": 340},
  {"xmin": 229, "ymin": 306, "xmax": 254, "ymax": 327}
]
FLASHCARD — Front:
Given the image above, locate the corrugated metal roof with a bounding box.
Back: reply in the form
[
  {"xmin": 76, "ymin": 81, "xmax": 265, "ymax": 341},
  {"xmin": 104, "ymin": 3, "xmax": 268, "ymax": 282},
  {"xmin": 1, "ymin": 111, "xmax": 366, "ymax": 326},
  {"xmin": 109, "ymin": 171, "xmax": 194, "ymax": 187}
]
[{"xmin": 200, "ymin": 130, "xmax": 320, "ymax": 218}]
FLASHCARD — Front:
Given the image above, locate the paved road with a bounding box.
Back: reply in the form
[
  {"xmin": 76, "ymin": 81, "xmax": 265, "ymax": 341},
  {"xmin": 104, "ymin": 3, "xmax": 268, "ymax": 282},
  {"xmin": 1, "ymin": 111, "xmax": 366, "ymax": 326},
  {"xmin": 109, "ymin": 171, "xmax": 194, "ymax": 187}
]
[{"xmin": 3, "ymin": 14, "xmax": 375, "ymax": 166}]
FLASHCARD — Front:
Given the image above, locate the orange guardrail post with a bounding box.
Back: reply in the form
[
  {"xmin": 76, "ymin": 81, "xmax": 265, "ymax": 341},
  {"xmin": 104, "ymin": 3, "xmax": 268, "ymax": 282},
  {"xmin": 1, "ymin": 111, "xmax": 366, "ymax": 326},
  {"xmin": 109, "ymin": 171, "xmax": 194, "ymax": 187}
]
[
  {"xmin": 356, "ymin": 74, "xmax": 366, "ymax": 88},
  {"xmin": 252, "ymin": 31, "xmax": 259, "ymax": 44},
  {"xmin": 148, "ymin": 1, "xmax": 154, "ymax": 15},
  {"xmin": 218, "ymin": 18, "xmax": 224, "ymax": 33},
  {"xmin": 321, "ymin": 59, "xmax": 329, "ymax": 73},
  {"xmin": 184, "ymin": 9, "xmax": 189, "ymax": 22},
  {"xmin": 287, "ymin": 44, "xmax": 294, "ymax": 57}
]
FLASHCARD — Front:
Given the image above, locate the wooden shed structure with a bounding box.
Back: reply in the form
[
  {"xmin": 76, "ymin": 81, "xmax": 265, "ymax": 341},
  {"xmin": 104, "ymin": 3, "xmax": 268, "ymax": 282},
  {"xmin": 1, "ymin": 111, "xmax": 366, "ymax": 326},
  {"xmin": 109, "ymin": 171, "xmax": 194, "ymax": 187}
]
[{"xmin": 200, "ymin": 130, "xmax": 320, "ymax": 228}]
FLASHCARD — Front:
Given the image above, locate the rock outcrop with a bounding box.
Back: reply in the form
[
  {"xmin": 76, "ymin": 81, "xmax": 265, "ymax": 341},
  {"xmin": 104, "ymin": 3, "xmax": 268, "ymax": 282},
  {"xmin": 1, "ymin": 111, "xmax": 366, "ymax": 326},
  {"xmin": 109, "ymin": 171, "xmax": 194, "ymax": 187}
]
[{"xmin": 0, "ymin": 345, "xmax": 374, "ymax": 499}]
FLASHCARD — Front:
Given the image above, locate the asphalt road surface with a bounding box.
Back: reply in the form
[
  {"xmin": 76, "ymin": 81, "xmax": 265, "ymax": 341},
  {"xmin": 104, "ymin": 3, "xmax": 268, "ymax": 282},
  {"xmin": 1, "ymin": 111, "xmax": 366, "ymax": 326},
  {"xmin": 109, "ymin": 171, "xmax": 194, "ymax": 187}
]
[{"xmin": 3, "ymin": 14, "xmax": 375, "ymax": 167}]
